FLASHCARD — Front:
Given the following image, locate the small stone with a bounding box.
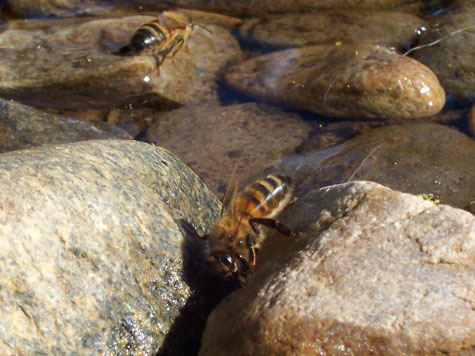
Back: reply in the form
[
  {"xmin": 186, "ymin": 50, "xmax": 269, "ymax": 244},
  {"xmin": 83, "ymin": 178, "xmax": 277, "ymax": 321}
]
[
  {"xmin": 199, "ymin": 181, "xmax": 475, "ymax": 356},
  {"xmin": 224, "ymin": 44, "xmax": 445, "ymax": 120}
]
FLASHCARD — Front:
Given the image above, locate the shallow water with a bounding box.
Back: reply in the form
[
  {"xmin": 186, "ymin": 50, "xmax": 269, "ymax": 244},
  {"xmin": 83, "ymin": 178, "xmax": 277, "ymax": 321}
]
[{"xmin": 0, "ymin": 1, "xmax": 473, "ymax": 210}]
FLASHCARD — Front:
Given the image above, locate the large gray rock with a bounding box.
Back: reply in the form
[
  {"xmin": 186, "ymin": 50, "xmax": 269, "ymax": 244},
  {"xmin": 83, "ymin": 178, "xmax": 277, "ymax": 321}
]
[
  {"xmin": 0, "ymin": 98, "xmax": 131, "ymax": 153},
  {"xmin": 0, "ymin": 140, "xmax": 220, "ymax": 355},
  {"xmin": 224, "ymin": 44, "xmax": 445, "ymax": 120},
  {"xmin": 199, "ymin": 181, "xmax": 475, "ymax": 356}
]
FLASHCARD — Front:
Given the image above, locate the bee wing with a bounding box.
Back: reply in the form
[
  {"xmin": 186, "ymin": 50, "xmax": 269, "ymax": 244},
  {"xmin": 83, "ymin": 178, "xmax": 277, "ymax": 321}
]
[
  {"xmin": 221, "ymin": 164, "xmax": 238, "ymax": 218},
  {"xmin": 158, "ymin": 12, "xmax": 187, "ymax": 31}
]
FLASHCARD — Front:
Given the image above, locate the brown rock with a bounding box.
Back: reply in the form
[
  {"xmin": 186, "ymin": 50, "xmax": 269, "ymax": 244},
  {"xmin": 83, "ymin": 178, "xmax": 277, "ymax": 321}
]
[
  {"xmin": 199, "ymin": 181, "xmax": 475, "ymax": 356},
  {"xmin": 276, "ymin": 123, "xmax": 475, "ymax": 210},
  {"xmin": 144, "ymin": 102, "xmax": 314, "ymax": 195},
  {"xmin": 0, "ymin": 15, "xmax": 241, "ymax": 109},
  {"xmin": 139, "ymin": 0, "xmax": 421, "ymax": 17},
  {"xmin": 0, "ymin": 140, "xmax": 220, "ymax": 355},
  {"xmin": 5, "ymin": 0, "xmax": 127, "ymax": 17},
  {"xmin": 239, "ymin": 10, "xmax": 425, "ymax": 50},
  {"xmin": 470, "ymin": 103, "xmax": 475, "ymax": 137},
  {"xmin": 224, "ymin": 44, "xmax": 446, "ymax": 120},
  {"xmin": 411, "ymin": 1, "xmax": 475, "ymax": 102},
  {"xmin": 0, "ymin": 98, "xmax": 131, "ymax": 153}
]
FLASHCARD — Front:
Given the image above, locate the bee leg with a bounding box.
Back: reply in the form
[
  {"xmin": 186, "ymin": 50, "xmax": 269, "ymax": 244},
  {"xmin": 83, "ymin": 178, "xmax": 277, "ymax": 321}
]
[
  {"xmin": 249, "ymin": 219, "xmax": 261, "ymax": 235},
  {"xmin": 245, "ymin": 234, "xmax": 256, "ymax": 268},
  {"xmin": 170, "ymin": 38, "xmax": 185, "ymax": 58},
  {"xmin": 249, "ymin": 218, "xmax": 295, "ymax": 237}
]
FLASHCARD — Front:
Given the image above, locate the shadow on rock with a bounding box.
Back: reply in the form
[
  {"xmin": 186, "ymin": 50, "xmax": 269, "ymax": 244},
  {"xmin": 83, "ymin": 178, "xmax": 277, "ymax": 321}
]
[{"xmin": 156, "ymin": 219, "xmax": 238, "ymax": 356}]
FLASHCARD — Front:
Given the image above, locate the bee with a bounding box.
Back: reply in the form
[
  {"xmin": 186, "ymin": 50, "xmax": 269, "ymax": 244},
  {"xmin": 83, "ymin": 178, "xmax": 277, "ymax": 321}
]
[
  {"xmin": 197, "ymin": 170, "xmax": 295, "ymax": 285},
  {"xmin": 117, "ymin": 11, "xmax": 193, "ymax": 65}
]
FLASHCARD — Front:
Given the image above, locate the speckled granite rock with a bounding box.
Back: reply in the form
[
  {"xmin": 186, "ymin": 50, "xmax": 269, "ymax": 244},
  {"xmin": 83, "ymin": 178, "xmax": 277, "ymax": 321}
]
[
  {"xmin": 199, "ymin": 181, "xmax": 475, "ymax": 356},
  {"xmin": 0, "ymin": 98, "xmax": 131, "ymax": 153},
  {"xmin": 0, "ymin": 15, "xmax": 241, "ymax": 109},
  {"xmin": 224, "ymin": 44, "xmax": 445, "ymax": 120},
  {"xmin": 0, "ymin": 140, "xmax": 220, "ymax": 355},
  {"xmin": 276, "ymin": 123, "xmax": 475, "ymax": 210},
  {"xmin": 144, "ymin": 102, "xmax": 315, "ymax": 195},
  {"xmin": 239, "ymin": 10, "xmax": 425, "ymax": 50}
]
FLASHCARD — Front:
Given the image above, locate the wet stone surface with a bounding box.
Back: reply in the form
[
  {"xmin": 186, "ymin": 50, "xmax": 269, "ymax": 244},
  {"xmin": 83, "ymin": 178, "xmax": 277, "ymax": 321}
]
[
  {"xmin": 411, "ymin": 0, "xmax": 475, "ymax": 102},
  {"xmin": 276, "ymin": 123, "xmax": 475, "ymax": 211},
  {"xmin": 0, "ymin": 98, "xmax": 131, "ymax": 153},
  {"xmin": 138, "ymin": 0, "xmax": 422, "ymax": 17},
  {"xmin": 144, "ymin": 102, "xmax": 316, "ymax": 195},
  {"xmin": 0, "ymin": 140, "xmax": 220, "ymax": 355},
  {"xmin": 224, "ymin": 44, "xmax": 445, "ymax": 120},
  {"xmin": 239, "ymin": 10, "xmax": 425, "ymax": 51},
  {"xmin": 0, "ymin": 15, "xmax": 241, "ymax": 109},
  {"xmin": 199, "ymin": 181, "xmax": 475, "ymax": 356}
]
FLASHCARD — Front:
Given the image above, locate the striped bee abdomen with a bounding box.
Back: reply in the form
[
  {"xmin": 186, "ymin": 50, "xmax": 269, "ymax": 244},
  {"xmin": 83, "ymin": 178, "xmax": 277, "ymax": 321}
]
[
  {"xmin": 239, "ymin": 174, "xmax": 292, "ymax": 218},
  {"xmin": 130, "ymin": 21, "xmax": 169, "ymax": 53}
]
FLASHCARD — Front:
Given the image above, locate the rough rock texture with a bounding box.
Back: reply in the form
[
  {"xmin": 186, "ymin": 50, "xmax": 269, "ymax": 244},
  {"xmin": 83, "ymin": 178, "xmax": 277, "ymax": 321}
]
[
  {"xmin": 276, "ymin": 123, "xmax": 475, "ymax": 210},
  {"xmin": 199, "ymin": 181, "xmax": 475, "ymax": 356},
  {"xmin": 0, "ymin": 140, "xmax": 220, "ymax": 355},
  {"xmin": 224, "ymin": 44, "xmax": 445, "ymax": 120},
  {"xmin": 0, "ymin": 15, "xmax": 241, "ymax": 109},
  {"xmin": 411, "ymin": 0, "xmax": 475, "ymax": 102},
  {"xmin": 239, "ymin": 10, "xmax": 425, "ymax": 50},
  {"xmin": 0, "ymin": 98, "xmax": 131, "ymax": 153},
  {"xmin": 144, "ymin": 102, "xmax": 315, "ymax": 195}
]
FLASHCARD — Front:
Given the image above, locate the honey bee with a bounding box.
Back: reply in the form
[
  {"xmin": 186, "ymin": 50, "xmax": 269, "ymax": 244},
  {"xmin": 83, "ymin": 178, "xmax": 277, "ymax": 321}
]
[
  {"xmin": 198, "ymin": 170, "xmax": 295, "ymax": 285},
  {"xmin": 117, "ymin": 11, "xmax": 193, "ymax": 65}
]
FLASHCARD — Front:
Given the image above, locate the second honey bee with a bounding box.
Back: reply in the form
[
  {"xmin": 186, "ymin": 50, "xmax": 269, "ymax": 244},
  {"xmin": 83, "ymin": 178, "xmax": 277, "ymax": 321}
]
[
  {"xmin": 199, "ymin": 171, "xmax": 295, "ymax": 284},
  {"xmin": 118, "ymin": 11, "xmax": 193, "ymax": 65}
]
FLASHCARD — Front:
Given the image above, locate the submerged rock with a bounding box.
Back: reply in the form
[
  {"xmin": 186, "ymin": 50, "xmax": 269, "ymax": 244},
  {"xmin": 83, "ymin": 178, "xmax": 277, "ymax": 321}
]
[
  {"xmin": 276, "ymin": 123, "xmax": 475, "ymax": 210},
  {"xmin": 224, "ymin": 44, "xmax": 445, "ymax": 120},
  {"xmin": 139, "ymin": 0, "xmax": 421, "ymax": 17},
  {"xmin": 0, "ymin": 15, "xmax": 241, "ymax": 109},
  {"xmin": 144, "ymin": 102, "xmax": 315, "ymax": 195},
  {"xmin": 199, "ymin": 181, "xmax": 475, "ymax": 356},
  {"xmin": 5, "ymin": 0, "xmax": 128, "ymax": 18},
  {"xmin": 411, "ymin": 1, "xmax": 475, "ymax": 102},
  {"xmin": 239, "ymin": 10, "xmax": 425, "ymax": 51},
  {"xmin": 0, "ymin": 140, "xmax": 220, "ymax": 355},
  {"xmin": 0, "ymin": 98, "xmax": 131, "ymax": 153}
]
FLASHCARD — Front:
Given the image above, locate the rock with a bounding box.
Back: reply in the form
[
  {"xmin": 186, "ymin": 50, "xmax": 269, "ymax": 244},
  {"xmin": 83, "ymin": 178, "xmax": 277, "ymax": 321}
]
[
  {"xmin": 276, "ymin": 123, "xmax": 475, "ymax": 210},
  {"xmin": 143, "ymin": 102, "xmax": 315, "ymax": 195},
  {"xmin": 0, "ymin": 98, "xmax": 131, "ymax": 153},
  {"xmin": 239, "ymin": 10, "xmax": 425, "ymax": 51},
  {"xmin": 0, "ymin": 140, "xmax": 220, "ymax": 355},
  {"xmin": 469, "ymin": 103, "xmax": 475, "ymax": 137},
  {"xmin": 199, "ymin": 181, "xmax": 475, "ymax": 356},
  {"xmin": 224, "ymin": 44, "xmax": 445, "ymax": 120},
  {"xmin": 5, "ymin": 0, "xmax": 128, "ymax": 18},
  {"xmin": 411, "ymin": 1, "xmax": 475, "ymax": 102},
  {"xmin": 0, "ymin": 15, "xmax": 241, "ymax": 109},
  {"xmin": 139, "ymin": 0, "xmax": 421, "ymax": 18}
]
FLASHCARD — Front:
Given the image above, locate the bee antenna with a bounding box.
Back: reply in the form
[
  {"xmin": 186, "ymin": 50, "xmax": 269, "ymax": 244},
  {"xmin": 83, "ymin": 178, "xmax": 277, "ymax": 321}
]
[{"xmin": 195, "ymin": 24, "xmax": 213, "ymax": 34}]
